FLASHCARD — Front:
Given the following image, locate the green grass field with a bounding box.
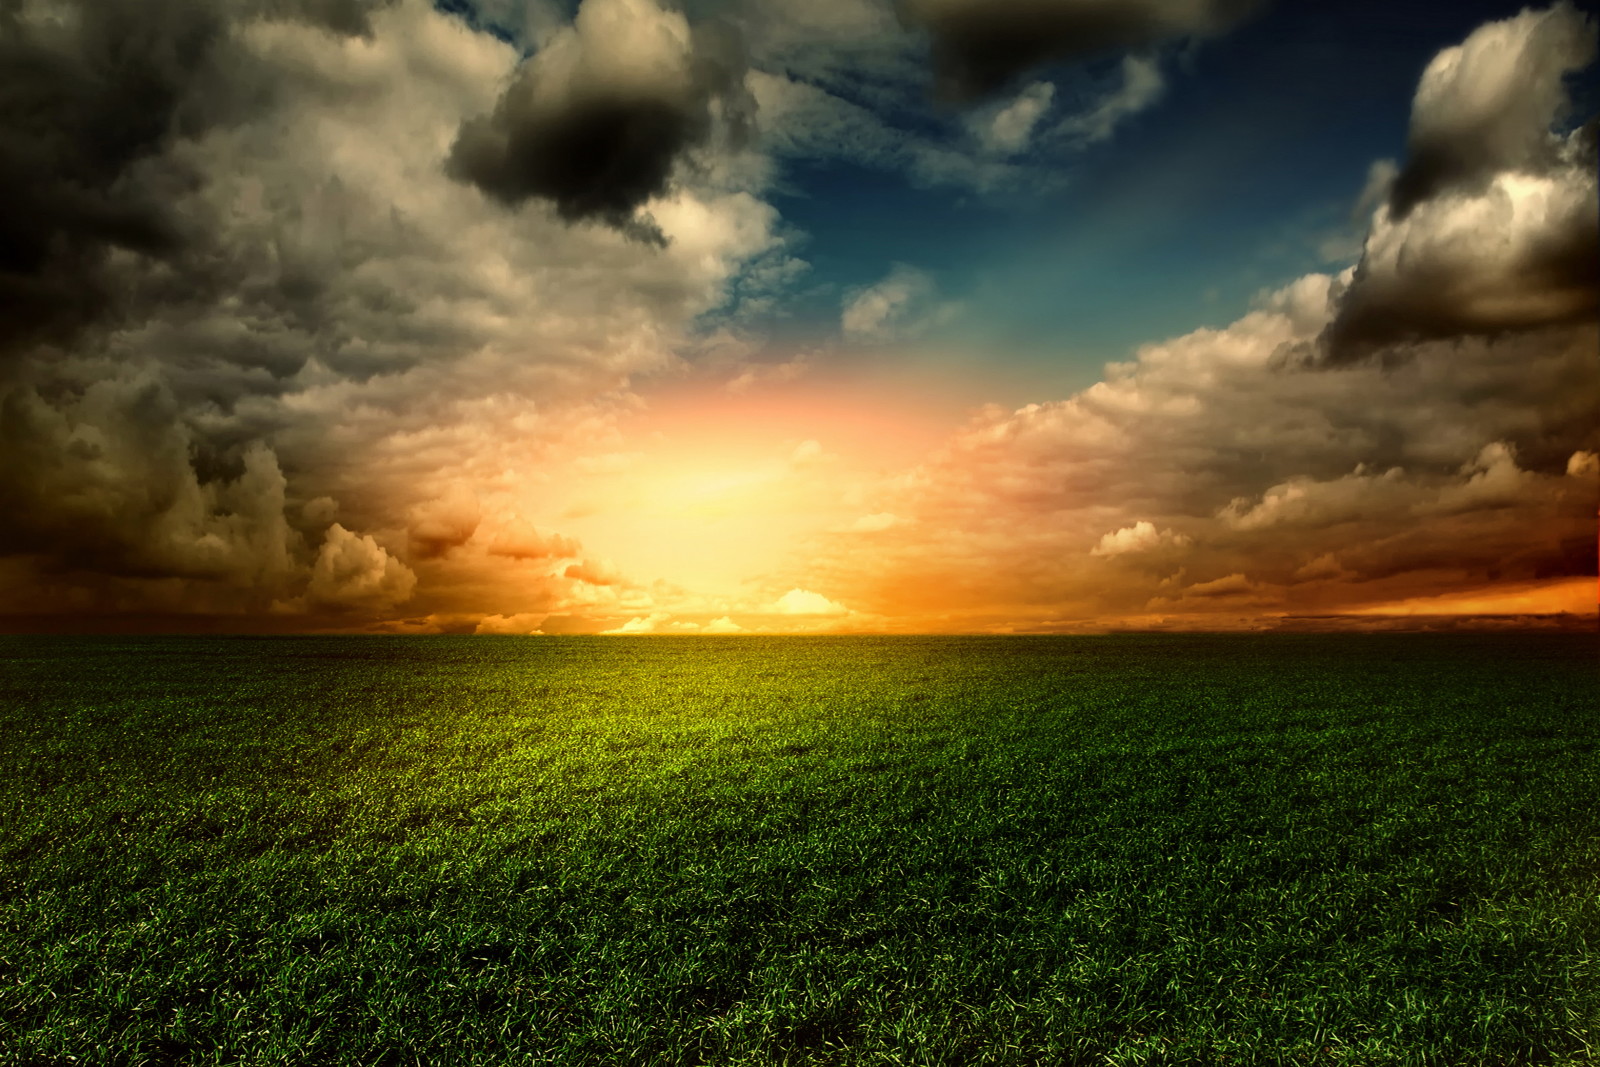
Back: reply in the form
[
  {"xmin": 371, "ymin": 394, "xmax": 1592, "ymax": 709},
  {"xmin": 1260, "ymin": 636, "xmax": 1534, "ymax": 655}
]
[{"xmin": 1, "ymin": 634, "xmax": 1596, "ymax": 1066}]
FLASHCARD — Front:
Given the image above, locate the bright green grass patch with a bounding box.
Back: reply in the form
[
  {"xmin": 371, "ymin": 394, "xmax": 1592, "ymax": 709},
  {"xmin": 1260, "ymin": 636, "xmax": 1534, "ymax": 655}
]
[{"xmin": 0, "ymin": 634, "xmax": 1596, "ymax": 1065}]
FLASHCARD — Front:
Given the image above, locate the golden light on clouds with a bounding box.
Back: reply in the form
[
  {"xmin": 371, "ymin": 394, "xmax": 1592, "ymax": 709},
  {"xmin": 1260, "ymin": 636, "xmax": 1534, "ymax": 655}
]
[{"xmin": 1348, "ymin": 577, "xmax": 1597, "ymax": 618}]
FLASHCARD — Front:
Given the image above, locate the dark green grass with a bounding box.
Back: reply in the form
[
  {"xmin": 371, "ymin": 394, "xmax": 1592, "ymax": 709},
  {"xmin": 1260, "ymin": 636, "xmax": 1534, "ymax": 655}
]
[{"xmin": 0, "ymin": 634, "xmax": 1596, "ymax": 1066}]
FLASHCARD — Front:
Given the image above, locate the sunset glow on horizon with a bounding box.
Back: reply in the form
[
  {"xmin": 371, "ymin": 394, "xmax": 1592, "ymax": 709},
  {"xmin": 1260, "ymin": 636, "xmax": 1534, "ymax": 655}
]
[{"xmin": 1, "ymin": 0, "xmax": 1595, "ymax": 636}]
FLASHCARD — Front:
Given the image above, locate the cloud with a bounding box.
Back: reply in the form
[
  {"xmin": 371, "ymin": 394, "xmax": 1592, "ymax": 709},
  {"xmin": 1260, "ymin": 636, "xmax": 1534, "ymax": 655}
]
[
  {"xmin": 1218, "ymin": 465, "xmax": 1413, "ymax": 531},
  {"xmin": 1291, "ymin": 553, "xmax": 1354, "ymax": 583},
  {"xmin": 486, "ymin": 520, "xmax": 582, "ymax": 560},
  {"xmin": 1347, "ymin": 577, "xmax": 1595, "ymax": 618},
  {"xmin": 0, "ymin": 0, "xmax": 781, "ymax": 627},
  {"xmin": 841, "ymin": 263, "xmax": 957, "ymax": 342},
  {"xmin": 897, "ymin": 0, "xmax": 1265, "ymax": 100},
  {"xmin": 565, "ymin": 558, "xmax": 624, "ymax": 585},
  {"xmin": 969, "ymin": 56, "xmax": 1163, "ymax": 157},
  {"xmin": 446, "ymin": 0, "xmax": 753, "ymax": 238},
  {"xmin": 1175, "ymin": 572, "xmax": 1256, "ymax": 598},
  {"xmin": 726, "ymin": 352, "xmax": 810, "ymax": 393},
  {"xmin": 791, "ymin": 438, "xmax": 830, "ymax": 465},
  {"xmin": 974, "ymin": 81, "xmax": 1055, "ymax": 154},
  {"xmin": 1089, "ymin": 520, "xmax": 1190, "ymax": 556},
  {"xmin": 0, "ymin": 373, "xmax": 299, "ymax": 589},
  {"xmin": 1053, "ymin": 54, "xmax": 1165, "ymax": 145},
  {"xmin": 0, "ymin": 0, "xmax": 230, "ymax": 358},
  {"xmin": 771, "ymin": 588, "xmax": 849, "ymax": 615},
  {"xmin": 598, "ymin": 610, "xmax": 746, "ymax": 634},
  {"xmin": 307, "ymin": 523, "xmax": 417, "ymax": 611},
  {"xmin": 1321, "ymin": 3, "xmax": 1598, "ymax": 359},
  {"xmin": 409, "ymin": 485, "xmax": 482, "ymax": 558},
  {"xmin": 777, "ymin": 270, "xmax": 1598, "ymax": 626},
  {"xmin": 1388, "ymin": 2, "xmax": 1596, "ymax": 216},
  {"xmin": 746, "ymin": 68, "xmax": 1032, "ymax": 193},
  {"xmin": 0, "ymin": 0, "xmax": 404, "ymax": 361},
  {"xmin": 602, "ymin": 611, "xmax": 670, "ymax": 633},
  {"xmin": 474, "ymin": 611, "xmax": 549, "ymax": 634}
]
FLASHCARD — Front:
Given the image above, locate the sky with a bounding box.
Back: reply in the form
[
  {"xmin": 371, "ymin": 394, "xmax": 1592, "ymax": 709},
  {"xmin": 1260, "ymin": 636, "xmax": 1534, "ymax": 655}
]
[{"xmin": 0, "ymin": 0, "xmax": 1596, "ymax": 635}]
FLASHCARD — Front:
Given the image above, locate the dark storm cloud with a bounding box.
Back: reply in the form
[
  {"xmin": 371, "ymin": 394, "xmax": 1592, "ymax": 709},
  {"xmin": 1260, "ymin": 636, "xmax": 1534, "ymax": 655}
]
[
  {"xmin": 896, "ymin": 0, "xmax": 1264, "ymax": 100},
  {"xmin": 0, "ymin": 0, "xmax": 393, "ymax": 359},
  {"xmin": 0, "ymin": 0, "xmax": 782, "ymax": 625},
  {"xmin": 1317, "ymin": 2, "xmax": 1599, "ymax": 363},
  {"xmin": 0, "ymin": 0, "xmax": 224, "ymax": 355},
  {"xmin": 0, "ymin": 373, "xmax": 299, "ymax": 587},
  {"xmin": 447, "ymin": 0, "xmax": 753, "ymax": 239}
]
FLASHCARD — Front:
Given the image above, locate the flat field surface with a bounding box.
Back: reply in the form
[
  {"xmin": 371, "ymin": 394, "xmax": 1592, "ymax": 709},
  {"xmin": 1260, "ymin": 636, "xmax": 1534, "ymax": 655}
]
[{"xmin": 0, "ymin": 634, "xmax": 1597, "ymax": 1066}]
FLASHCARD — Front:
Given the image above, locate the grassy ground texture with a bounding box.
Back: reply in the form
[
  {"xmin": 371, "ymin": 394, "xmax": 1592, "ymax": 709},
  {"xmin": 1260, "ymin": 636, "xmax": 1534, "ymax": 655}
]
[{"xmin": 0, "ymin": 633, "xmax": 1596, "ymax": 1066}]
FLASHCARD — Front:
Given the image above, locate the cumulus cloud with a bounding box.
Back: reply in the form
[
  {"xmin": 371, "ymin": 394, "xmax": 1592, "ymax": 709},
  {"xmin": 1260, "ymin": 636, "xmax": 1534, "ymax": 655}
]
[
  {"xmin": 409, "ymin": 485, "xmax": 482, "ymax": 558},
  {"xmin": 307, "ymin": 523, "xmax": 417, "ymax": 611},
  {"xmin": 1090, "ymin": 520, "xmax": 1190, "ymax": 556},
  {"xmin": 0, "ymin": 374, "xmax": 299, "ymax": 590},
  {"xmin": 1389, "ymin": 2, "xmax": 1596, "ymax": 215},
  {"xmin": 841, "ymin": 263, "xmax": 957, "ymax": 342},
  {"xmin": 771, "ymin": 588, "xmax": 849, "ymax": 615},
  {"xmin": 446, "ymin": 0, "xmax": 753, "ymax": 239},
  {"xmin": 602, "ymin": 611, "xmax": 670, "ymax": 633},
  {"xmin": 599, "ymin": 611, "xmax": 745, "ymax": 633},
  {"xmin": 780, "ymin": 275, "xmax": 1598, "ymax": 626},
  {"xmin": 487, "ymin": 520, "xmax": 582, "ymax": 561},
  {"xmin": 0, "ymin": 0, "xmax": 782, "ymax": 627},
  {"xmin": 1321, "ymin": 3, "xmax": 1598, "ymax": 359},
  {"xmin": 601, "ymin": 610, "xmax": 709, "ymax": 633},
  {"xmin": 897, "ymin": 0, "xmax": 1264, "ymax": 99},
  {"xmin": 565, "ymin": 558, "xmax": 624, "ymax": 585}
]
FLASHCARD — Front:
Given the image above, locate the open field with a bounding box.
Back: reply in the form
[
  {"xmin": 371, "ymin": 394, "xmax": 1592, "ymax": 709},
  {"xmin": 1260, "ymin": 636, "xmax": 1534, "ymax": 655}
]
[{"xmin": 0, "ymin": 634, "xmax": 1596, "ymax": 1066}]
